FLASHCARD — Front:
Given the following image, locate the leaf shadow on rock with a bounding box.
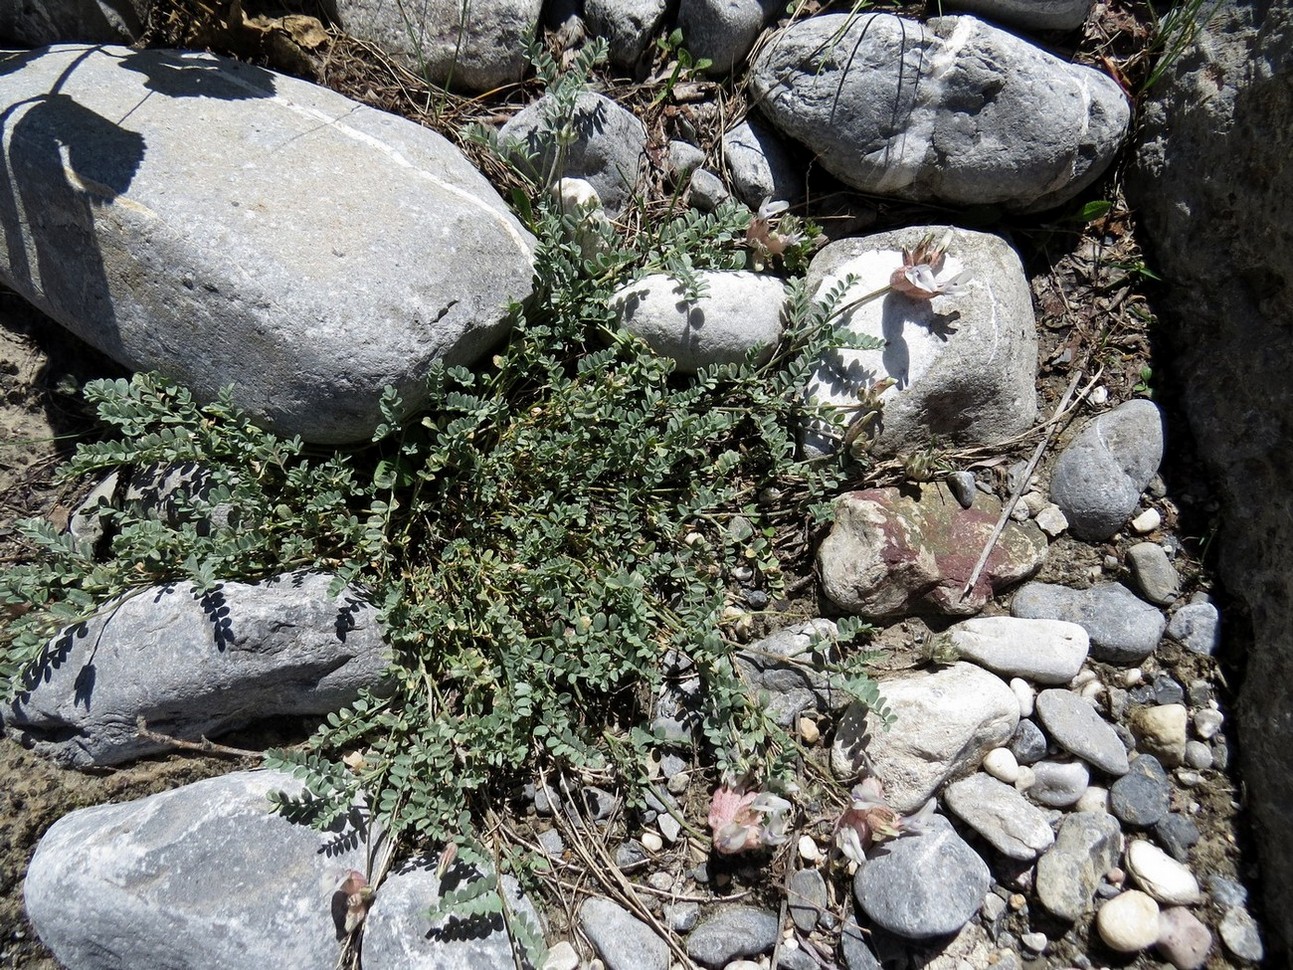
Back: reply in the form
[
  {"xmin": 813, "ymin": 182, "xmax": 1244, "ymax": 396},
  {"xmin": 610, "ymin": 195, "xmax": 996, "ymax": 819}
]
[{"xmin": 0, "ymin": 47, "xmax": 278, "ymax": 358}]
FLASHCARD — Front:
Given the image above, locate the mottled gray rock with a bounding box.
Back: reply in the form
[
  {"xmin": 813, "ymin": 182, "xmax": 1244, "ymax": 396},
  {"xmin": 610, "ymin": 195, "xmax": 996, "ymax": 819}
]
[
  {"xmin": 610, "ymin": 271, "xmax": 785, "ymax": 373},
  {"xmin": 0, "ymin": 46, "xmax": 534, "ymax": 444},
  {"xmin": 788, "ymin": 868, "xmax": 828, "ymax": 932},
  {"xmin": 1011, "ymin": 582, "xmax": 1165, "ymax": 664},
  {"xmin": 1154, "ymin": 813, "xmax": 1201, "ymax": 861},
  {"xmin": 735, "ymin": 619, "xmax": 850, "ymax": 726},
  {"xmin": 1219, "ymin": 907, "xmax": 1265, "ymax": 962},
  {"xmin": 1049, "ymin": 401, "xmax": 1165, "ymax": 540},
  {"xmin": 1036, "ymin": 811, "xmax": 1123, "ymax": 920},
  {"xmin": 819, "ymin": 483, "xmax": 1047, "ymax": 619},
  {"xmin": 686, "ymin": 168, "xmax": 731, "ymax": 212},
  {"xmin": 364, "ymin": 858, "xmax": 541, "ymax": 969},
  {"xmin": 686, "ymin": 906, "xmax": 779, "ymax": 967},
  {"xmin": 832, "ymin": 662, "xmax": 1018, "ymax": 812},
  {"xmin": 324, "ymin": 0, "xmax": 542, "ymax": 92},
  {"xmin": 0, "ymin": 0, "xmax": 145, "ymax": 44},
  {"xmin": 839, "ymin": 918, "xmax": 883, "ymax": 970},
  {"xmin": 1027, "ymin": 759, "xmax": 1090, "ymax": 808},
  {"xmin": 500, "ymin": 91, "xmax": 647, "ymax": 217},
  {"xmin": 1009, "ymin": 718, "xmax": 1049, "ymax": 765},
  {"xmin": 1167, "ymin": 602, "xmax": 1220, "ymax": 655},
  {"xmin": 1035, "ymin": 689, "xmax": 1129, "ymax": 776},
  {"xmin": 24, "ymin": 770, "xmax": 367, "ymax": 970},
  {"xmin": 585, "ymin": 0, "xmax": 668, "ymax": 71},
  {"xmin": 1110, "ymin": 755, "xmax": 1171, "ymax": 827},
  {"xmin": 802, "ymin": 227, "xmax": 1038, "ymax": 457},
  {"xmin": 944, "ymin": 773, "xmax": 1055, "ymax": 860},
  {"xmin": 941, "ymin": 616, "xmax": 1089, "ymax": 684},
  {"xmin": 5, "ymin": 571, "xmax": 388, "ymax": 767},
  {"xmin": 1126, "ymin": 542, "xmax": 1180, "ymax": 605},
  {"xmin": 667, "ymin": 140, "xmax": 706, "ymax": 181},
  {"xmin": 677, "ymin": 0, "xmax": 779, "ymax": 75},
  {"xmin": 722, "ymin": 118, "xmax": 802, "ymax": 208},
  {"xmin": 1131, "ymin": 5, "xmax": 1293, "ymax": 941},
  {"xmin": 580, "ymin": 896, "xmax": 668, "ymax": 970},
  {"xmin": 854, "ymin": 814, "xmax": 991, "ymax": 939},
  {"xmin": 941, "ymin": 0, "xmax": 1092, "ymax": 30},
  {"xmin": 750, "ymin": 13, "xmax": 1129, "ymax": 211}
]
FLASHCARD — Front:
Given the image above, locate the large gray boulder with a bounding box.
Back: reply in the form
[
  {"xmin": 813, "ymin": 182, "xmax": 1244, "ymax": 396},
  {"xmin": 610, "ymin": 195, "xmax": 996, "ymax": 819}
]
[
  {"xmin": 749, "ymin": 13, "xmax": 1129, "ymax": 211},
  {"xmin": 584, "ymin": 0, "xmax": 669, "ymax": 72},
  {"xmin": 802, "ymin": 226, "xmax": 1037, "ymax": 456},
  {"xmin": 24, "ymin": 770, "xmax": 370, "ymax": 970},
  {"xmin": 939, "ymin": 0, "xmax": 1093, "ymax": 31},
  {"xmin": 0, "ymin": 0, "xmax": 145, "ymax": 45},
  {"xmin": 1129, "ymin": 0, "xmax": 1293, "ymax": 950},
  {"xmin": 5, "ymin": 571, "xmax": 389, "ymax": 767},
  {"xmin": 0, "ymin": 45, "xmax": 535, "ymax": 444},
  {"xmin": 677, "ymin": 0, "xmax": 781, "ymax": 76},
  {"xmin": 323, "ymin": 0, "xmax": 542, "ymax": 92}
]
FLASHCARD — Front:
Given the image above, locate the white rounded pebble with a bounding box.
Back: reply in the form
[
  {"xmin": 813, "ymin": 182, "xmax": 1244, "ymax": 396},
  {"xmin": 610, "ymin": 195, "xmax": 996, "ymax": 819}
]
[
  {"xmin": 1123, "ymin": 668, "xmax": 1144, "ymax": 687},
  {"xmin": 1176, "ymin": 770, "xmax": 1203, "ymax": 788},
  {"xmin": 1183, "ymin": 740, "xmax": 1213, "ymax": 770},
  {"xmin": 1131, "ymin": 508, "xmax": 1162, "ymax": 533},
  {"xmin": 1097, "ymin": 890, "xmax": 1161, "ymax": 952},
  {"xmin": 984, "ymin": 747, "xmax": 1022, "ymax": 784},
  {"xmin": 1021, "ymin": 931, "xmax": 1048, "ymax": 952},
  {"xmin": 1071, "ymin": 669, "xmax": 1098, "ymax": 689},
  {"xmin": 641, "ymin": 830, "xmax": 663, "ymax": 852},
  {"xmin": 1089, "ymin": 385, "xmax": 1109, "ymax": 405},
  {"xmin": 1193, "ymin": 709, "xmax": 1223, "ymax": 740},
  {"xmin": 798, "ymin": 835, "xmax": 821, "ymax": 863},
  {"xmin": 1126, "ymin": 840, "xmax": 1203, "ymax": 904},
  {"xmin": 542, "ymin": 940, "xmax": 580, "ymax": 970},
  {"xmin": 1076, "ymin": 786, "xmax": 1111, "ymax": 814},
  {"xmin": 1014, "ymin": 766, "xmax": 1037, "ymax": 791},
  {"xmin": 725, "ymin": 962, "xmax": 762, "ymax": 970},
  {"xmin": 1079, "ymin": 679, "xmax": 1105, "ymax": 702},
  {"xmin": 1011, "ymin": 678, "xmax": 1035, "ymax": 717},
  {"xmin": 1036, "ymin": 503, "xmax": 1069, "ymax": 537}
]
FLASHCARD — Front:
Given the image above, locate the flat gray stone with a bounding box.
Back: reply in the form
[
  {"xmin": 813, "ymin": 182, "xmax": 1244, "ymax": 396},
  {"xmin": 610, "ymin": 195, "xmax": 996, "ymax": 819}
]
[
  {"xmin": 1035, "ymin": 689, "xmax": 1130, "ymax": 776},
  {"xmin": 5, "ymin": 571, "xmax": 389, "ymax": 767},
  {"xmin": 584, "ymin": 0, "xmax": 668, "ymax": 70},
  {"xmin": 1011, "ymin": 581, "xmax": 1165, "ymax": 664},
  {"xmin": 750, "ymin": 13, "xmax": 1129, "ymax": 211},
  {"xmin": 686, "ymin": 905, "xmax": 779, "ymax": 967},
  {"xmin": 941, "ymin": 616, "xmax": 1089, "ymax": 685},
  {"xmin": 1110, "ymin": 754, "xmax": 1171, "ymax": 827},
  {"xmin": 832, "ymin": 662, "xmax": 1018, "ymax": 812},
  {"xmin": 580, "ymin": 896, "xmax": 668, "ymax": 970},
  {"xmin": 944, "ymin": 773, "xmax": 1055, "ymax": 860},
  {"xmin": 324, "ymin": 0, "xmax": 543, "ymax": 92},
  {"xmin": 611, "ymin": 271, "xmax": 784, "ymax": 372},
  {"xmin": 802, "ymin": 227, "xmax": 1038, "ymax": 457},
  {"xmin": 735, "ymin": 619, "xmax": 850, "ymax": 726},
  {"xmin": 677, "ymin": 0, "xmax": 780, "ymax": 75},
  {"xmin": 500, "ymin": 91, "xmax": 647, "ymax": 218},
  {"xmin": 1009, "ymin": 718, "xmax": 1049, "ymax": 765},
  {"xmin": 1167, "ymin": 602, "xmax": 1220, "ymax": 655},
  {"xmin": 1036, "ymin": 811, "xmax": 1123, "ymax": 921},
  {"xmin": 854, "ymin": 814, "xmax": 990, "ymax": 939},
  {"xmin": 1027, "ymin": 759, "xmax": 1090, "ymax": 808},
  {"xmin": 364, "ymin": 858, "xmax": 541, "ymax": 969},
  {"xmin": 0, "ymin": 46, "xmax": 534, "ymax": 445},
  {"xmin": 722, "ymin": 118, "xmax": 802, "ymax": 208},
  {"xmin": 1049, "ymin": 400, "xmax": 1165, "ymax": 540},
  {"xmin": 788, "ymin": 868, "xmax": 828, "ymax": 932},
  {"xmin": 1126, "ymin": 541, "xmax": 1181, "ymax": 605},
  {"xmin": 24, "ymin": 770, "xmax": 368, "ymax": 970}
]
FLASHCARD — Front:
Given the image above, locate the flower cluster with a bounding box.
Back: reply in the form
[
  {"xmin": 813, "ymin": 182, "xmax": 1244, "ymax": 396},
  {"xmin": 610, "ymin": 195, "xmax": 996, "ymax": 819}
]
[
  {"xmin": 708, "ymin": 783, "xmax": 793, "ymax": 854},
  {"xmin": 889, "ymin": 230, "xmax": 972, "ymax": 301},
  {"xmin": 834, "ymin": 777, "xmax": 935, "ymax": 865},
  {"xmin": 745, "ymin": 198, "xmax": 809, "ymax": 270}
]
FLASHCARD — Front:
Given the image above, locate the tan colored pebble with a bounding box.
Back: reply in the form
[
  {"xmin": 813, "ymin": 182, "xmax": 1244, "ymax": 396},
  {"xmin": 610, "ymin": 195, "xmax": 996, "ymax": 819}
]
[
  {"xmin": 1097, "ymin": 890, "xmax": 1160, "ymax": 952},
  {"xmin": 798, "ymin": 716, "xmax": 820, "ymax": 745}
]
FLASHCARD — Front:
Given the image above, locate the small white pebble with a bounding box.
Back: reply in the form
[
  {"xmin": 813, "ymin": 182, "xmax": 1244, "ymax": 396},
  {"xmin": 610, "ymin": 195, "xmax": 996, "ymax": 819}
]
[
  {"xmin": 1076, "ymin": 786, "xmax": 1111, "ymax": 814},
  {"xmin": 1013, "ymin": 765, "xmax": 1037, "ymax": 792},
  {"xmin": 1022, "ymin": 491, "xmax": 1048, "ymax": 515},
  {"xmin": 641, "ymin": 830, "xmax": 663, "ymax": 853},
  {"xmin": 984, "ymin": 747, "xmax": 1021, "ymax": 784},
  {"xmin": 1194, "ymin": 709, "xmax": 1223, "ymax": 740},
  {"xmin": 1010, "ymin": 677, "xmax": 1035, "ymax": 717},
  {"xmin": 1131, "ymin": 508, "xmax": 1162, "ymax": 534},
  {"xmin": 1089, "ymin": 385, "xmax": 1109, "ymax": 405},
  {"xmin": 798, "ymin": 835, "xmax": 821, "ymax": 863},
  {"xmin": 1123, "ymin": 667, "xmax": 1144, "ymax": 688},
  {"xmin": 1175, "ymin": 770, "xmax": 1203, "ymax": 788},
  {"xmin": 1080, "ymin": 679, "xmax": 1105, "ymax": 702},
  {"xmin": 1035, "ymin": 503, "xmax": 1069, "ymax": 537},
  {"xmin": 541, "ymin": 940, "xmax": 579, "ymax": 970},
  {"xmin": 1097, "ymin": 889, "xmax": 1160, "ymax": 952},
  {"xmin": 1021, "ymin": 931, "xmax": 1048, "ymax": 953},
  {"xmin": 1071, "ymin": 668, "xmax": 1098, "ymax": 689}
]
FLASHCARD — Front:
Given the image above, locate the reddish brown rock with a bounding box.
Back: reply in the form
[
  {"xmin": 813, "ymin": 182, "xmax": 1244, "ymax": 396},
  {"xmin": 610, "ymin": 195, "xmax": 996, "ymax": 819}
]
[{"xmin": 818, "ymin": 482, "xmax": 1047, "ymax": 618}]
